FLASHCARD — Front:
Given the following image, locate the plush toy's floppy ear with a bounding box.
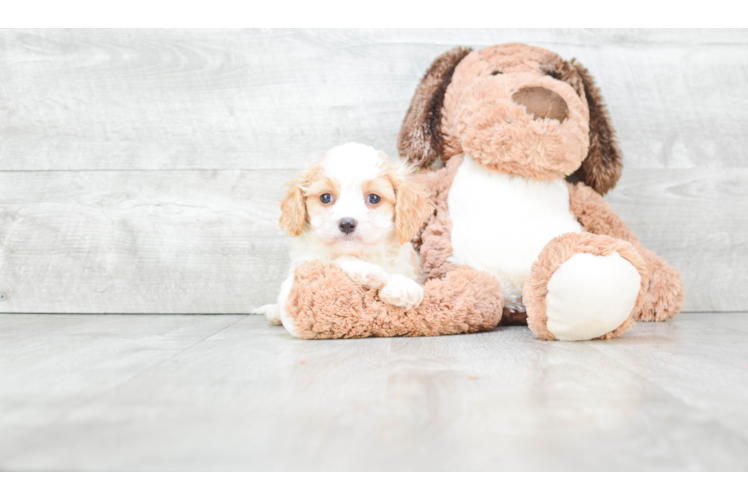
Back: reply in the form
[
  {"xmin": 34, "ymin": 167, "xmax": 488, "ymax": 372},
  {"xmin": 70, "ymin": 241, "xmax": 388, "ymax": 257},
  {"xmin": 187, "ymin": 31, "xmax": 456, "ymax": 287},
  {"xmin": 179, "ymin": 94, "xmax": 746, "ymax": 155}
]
[
  {"xmin": 279, "ymin": 174, "xmax": 307, "ymax": 237},
  {"xmin": 572, "ymin": 61, "xmax": 623, "ymax": 195},
  {"xmin": 397, "ymin": 47, "xmax": 472, "ymax": 171}
]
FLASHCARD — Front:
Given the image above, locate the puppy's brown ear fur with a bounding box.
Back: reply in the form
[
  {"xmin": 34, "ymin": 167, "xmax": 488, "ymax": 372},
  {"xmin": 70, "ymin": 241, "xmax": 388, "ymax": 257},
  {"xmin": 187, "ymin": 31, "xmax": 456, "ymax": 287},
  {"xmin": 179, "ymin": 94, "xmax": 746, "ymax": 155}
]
[
  {"xmin": 279, "ymin": 174, "xmax": 308, "ymax": 237},
  {"xmin": 572, "ymin": 61, "xmax": 622, "ymax": 195},
  {"xmin": 397, "ymin": 47, "xmax": 472, "ymax": 171},
  {"xmin": 388, "ymin": 161, "xmax": 433, "ymax": 244}
]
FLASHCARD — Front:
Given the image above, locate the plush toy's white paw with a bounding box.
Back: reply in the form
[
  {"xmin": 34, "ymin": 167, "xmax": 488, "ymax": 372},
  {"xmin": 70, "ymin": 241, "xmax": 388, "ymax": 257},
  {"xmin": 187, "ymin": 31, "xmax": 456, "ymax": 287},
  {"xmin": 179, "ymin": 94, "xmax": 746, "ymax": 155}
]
[
  {"xmin": 379, "ymin": 275, "xmax": 424, "ymax": 309},
  {"xmin": 253, "ymin": 304, "xmax": 282, "ymax": 325},
  {"xmin": 335, "ymin": 258, "xmax": 389, "ymax": 290},
  {"xmin": 545, "ymin": 252, "xmax": 641, "ymax": 341}
]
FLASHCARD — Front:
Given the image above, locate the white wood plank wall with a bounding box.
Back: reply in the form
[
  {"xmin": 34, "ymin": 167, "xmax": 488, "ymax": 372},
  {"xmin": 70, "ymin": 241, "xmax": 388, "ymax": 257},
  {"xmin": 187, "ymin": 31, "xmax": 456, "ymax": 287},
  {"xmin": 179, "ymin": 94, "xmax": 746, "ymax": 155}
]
[{"xmin": 0, "ymin": 29, "xmax": 746, "ymax": 313}]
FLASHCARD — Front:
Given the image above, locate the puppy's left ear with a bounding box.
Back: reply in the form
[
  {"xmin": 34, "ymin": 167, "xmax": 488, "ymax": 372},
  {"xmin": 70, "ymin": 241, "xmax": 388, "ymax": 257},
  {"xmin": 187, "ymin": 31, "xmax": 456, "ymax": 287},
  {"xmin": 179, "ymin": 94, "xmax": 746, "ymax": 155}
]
[
  {"xmin": 572, "ymin": 61, "xmax": 622, "ymax": 195},
  {"xmin": 388, "ymin": 162, "xmax": 432, "ymax": 245}
]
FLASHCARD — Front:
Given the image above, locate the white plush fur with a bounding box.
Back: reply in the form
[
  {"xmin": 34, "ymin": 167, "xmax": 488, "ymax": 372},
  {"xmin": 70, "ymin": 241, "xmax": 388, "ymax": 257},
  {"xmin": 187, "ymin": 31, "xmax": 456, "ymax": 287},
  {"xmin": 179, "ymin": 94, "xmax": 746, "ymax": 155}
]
[
  {"xmin": 256, "ymin": 143, "xmax": 425, "ymax": 337},
  {"xmin": 545, "ymin": 252, "xmax": 642, "ymax": 341},
  {"xmin": 448, "ymin": 154, "xmax": 582, "ymax": 312}
]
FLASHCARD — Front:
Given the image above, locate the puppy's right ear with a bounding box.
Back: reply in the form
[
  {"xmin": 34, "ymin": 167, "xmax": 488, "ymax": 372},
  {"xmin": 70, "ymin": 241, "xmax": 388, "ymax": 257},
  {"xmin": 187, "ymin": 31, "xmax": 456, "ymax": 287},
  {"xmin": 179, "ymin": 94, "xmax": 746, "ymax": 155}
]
[
  {"xmin": 279, "ymin": 176, "xmax": 307, "ymax": 237},
  {"xmin": 397, "ymin": 47, "xmax": 472, "ymax": 171}
]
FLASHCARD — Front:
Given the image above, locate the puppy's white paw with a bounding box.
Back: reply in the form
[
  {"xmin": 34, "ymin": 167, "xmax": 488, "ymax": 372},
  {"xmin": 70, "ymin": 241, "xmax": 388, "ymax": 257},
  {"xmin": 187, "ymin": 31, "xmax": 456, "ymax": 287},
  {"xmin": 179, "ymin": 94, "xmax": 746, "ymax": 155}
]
[
  {"xmin": 335, "ymin": 258, "xmax": 389, "ymax": 290},
  {"xmin": 253, "ymin": 304, "xmax": 282, "ymax": 325},
  {"xmin": 350, "ymin": 263, "xmax": 389, "ymax": 289},
  {"xmin": 379, "ymin": 275, "xmax": 424, "ymax": 309}
]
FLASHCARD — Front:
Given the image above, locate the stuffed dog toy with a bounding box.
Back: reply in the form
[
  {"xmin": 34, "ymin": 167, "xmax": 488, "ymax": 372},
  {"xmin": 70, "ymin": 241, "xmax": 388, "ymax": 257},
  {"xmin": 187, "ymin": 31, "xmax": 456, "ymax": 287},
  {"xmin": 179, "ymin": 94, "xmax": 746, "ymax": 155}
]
[{"xmin": 282, "ymin": 43, "xmax": 684, "ymax": 341}]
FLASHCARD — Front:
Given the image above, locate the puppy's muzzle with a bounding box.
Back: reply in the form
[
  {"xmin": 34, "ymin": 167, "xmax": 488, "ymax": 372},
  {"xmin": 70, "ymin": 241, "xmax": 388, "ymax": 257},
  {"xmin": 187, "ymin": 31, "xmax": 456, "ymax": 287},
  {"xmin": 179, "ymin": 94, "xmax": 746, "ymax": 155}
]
[
  {"xmin": 512, "ymin": 87, "xmax": 569, "ymax": 122},
  {"xmin": 338, "ymin": 218, "xmax": 357, "ymax": 235}
]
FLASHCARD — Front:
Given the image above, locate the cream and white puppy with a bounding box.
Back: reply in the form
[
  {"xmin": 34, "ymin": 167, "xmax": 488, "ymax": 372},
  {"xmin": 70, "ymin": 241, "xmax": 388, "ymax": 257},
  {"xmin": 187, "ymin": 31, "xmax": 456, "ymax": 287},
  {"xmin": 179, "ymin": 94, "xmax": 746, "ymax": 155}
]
[{"xmin": 256, "ymin": 142, "xmax": 432, "ymax": 337}]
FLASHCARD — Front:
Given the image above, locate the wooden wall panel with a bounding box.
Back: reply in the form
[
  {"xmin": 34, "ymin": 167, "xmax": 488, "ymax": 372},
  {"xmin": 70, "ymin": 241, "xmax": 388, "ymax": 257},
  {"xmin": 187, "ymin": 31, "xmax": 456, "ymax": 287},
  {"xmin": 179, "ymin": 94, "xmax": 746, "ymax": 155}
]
[
  {"xmin": 0, "ymin": 170, "xmax": 289, "ymax": 313},
  {"xmin": 0, "ymin": 29, "xmax": 746, "ymax": 312},
  {"xmin": 0, "ymin": 167, "xmax": 744, "ymax": 313},
  {"xmin": 2, "ymin": 29, "xmax": 746, "ymax": 172},
  {"xmin": 608, "ymin": 168, "xmax": 748, "ymax": 312}
]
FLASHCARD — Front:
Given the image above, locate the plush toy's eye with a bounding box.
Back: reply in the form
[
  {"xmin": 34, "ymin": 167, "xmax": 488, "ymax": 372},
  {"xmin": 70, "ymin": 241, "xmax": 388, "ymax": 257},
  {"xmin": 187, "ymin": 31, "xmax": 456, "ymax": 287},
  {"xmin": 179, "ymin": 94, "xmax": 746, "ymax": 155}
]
[
  {"xmin": 367, "ymin": 194, "xmax": 381, "ymax": 205},
  {"xmin": 546, "ymin": 70, "xmax": 561, "ymax": 80},
  {"xmin": 320, "ymin": 193, "xmax": 332, "ymax": 204},
  {"xmin": 491, "ymin": 70, "xmax": 503, "ymax": 76}
]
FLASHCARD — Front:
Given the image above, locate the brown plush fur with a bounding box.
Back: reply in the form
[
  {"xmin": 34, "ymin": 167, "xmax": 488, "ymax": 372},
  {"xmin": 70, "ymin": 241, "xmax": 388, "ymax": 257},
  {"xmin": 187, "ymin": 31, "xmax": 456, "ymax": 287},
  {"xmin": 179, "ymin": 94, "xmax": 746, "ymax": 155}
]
[
  {"xmin": 523, "ymin": 232, "xmax": 650, "ymax": 340},
  {"xmin": 536, "ymin": 53, "xmax": 623, "ymax": 195},
  {"xmin": 283, "ymin": 43, "xmax": 684, "ymax": 340},
  {"xmin": 567, "ymin": 183, "xmax": 685, "ymax": 321},
  {"xmin": 397, "ymin": 47, "xmax": 473, "ymax": 171},
  {"xmin": 568, "ymin": 62, "xmax": 623, "ymax": 195},
  {"xmin": 285, "ymin": 261, "xmax": 503, "ymax": 339},
  {"xmin": 411, "ymin": 154, "xmax": 463, "ymax": 280},
  {"xmin": 398, "ymin": 43, "xmax": 623, "ymax": 196},
  {"xmin": 439, "ymin": 45, "xmax": 591, "ymax": 182}
]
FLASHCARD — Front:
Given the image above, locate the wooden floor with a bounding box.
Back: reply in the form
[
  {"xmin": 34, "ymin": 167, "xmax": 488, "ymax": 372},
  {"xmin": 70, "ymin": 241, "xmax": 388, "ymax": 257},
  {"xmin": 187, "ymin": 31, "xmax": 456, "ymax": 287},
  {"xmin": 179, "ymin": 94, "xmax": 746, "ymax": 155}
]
[{"xmin": 1, "ymin": 313, "xmax": 747, "ymax": 471}]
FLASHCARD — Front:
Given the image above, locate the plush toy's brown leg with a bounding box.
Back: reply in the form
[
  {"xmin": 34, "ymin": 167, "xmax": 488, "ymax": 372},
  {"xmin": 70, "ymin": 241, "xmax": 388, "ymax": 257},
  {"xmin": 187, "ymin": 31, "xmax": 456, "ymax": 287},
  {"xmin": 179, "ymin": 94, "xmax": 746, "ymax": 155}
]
[
  {"xmin": 567, "ymin": 182, "xmax": 685, "ymax": 324},
  {"xmin": 523, "ymin": 232, "xmax": 650, "ymax": 341},
  {"xmin": 284, "ymin": 260, "xmax": 503, "ymax": 339},
  {"xmin": 634, "ymin": 248, "xmax": 685, "ymax": 321}
]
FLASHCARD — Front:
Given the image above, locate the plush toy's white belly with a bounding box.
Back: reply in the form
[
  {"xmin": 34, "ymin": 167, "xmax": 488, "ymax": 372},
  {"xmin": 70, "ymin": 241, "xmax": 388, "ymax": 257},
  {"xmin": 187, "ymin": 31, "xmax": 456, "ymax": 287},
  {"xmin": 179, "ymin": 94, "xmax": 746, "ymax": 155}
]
[{"xmin": 448, "ymin": 155, "xmax": 582, "ymax": 312}]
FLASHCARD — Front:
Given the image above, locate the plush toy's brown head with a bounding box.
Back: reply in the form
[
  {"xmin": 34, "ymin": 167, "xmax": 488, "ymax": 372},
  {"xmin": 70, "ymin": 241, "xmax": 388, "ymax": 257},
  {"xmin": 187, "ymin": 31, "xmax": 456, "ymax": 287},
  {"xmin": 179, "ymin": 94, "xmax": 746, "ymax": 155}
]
[{"xmin": 397, "ymin": 43, "xmax": 622, "ymax": 194}]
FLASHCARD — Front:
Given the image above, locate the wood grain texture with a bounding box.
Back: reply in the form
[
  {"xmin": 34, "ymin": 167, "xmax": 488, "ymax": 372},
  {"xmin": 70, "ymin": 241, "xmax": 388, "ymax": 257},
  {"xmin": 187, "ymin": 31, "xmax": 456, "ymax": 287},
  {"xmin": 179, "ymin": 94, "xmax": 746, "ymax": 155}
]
[
  {"xmin": 0, "ymin": 170, "xmax": 290, "ymax": 313},
  {"xmin": 607, "ymin": 167, "xmax": 748, "ymax": 312},
  {"xmin": 0, "ymin": 29, "xmax": 746, "ymax": 312},
  {"xmin": 0, "ymin": 167, "xmax": 744, "ymax": 313},
  {"xmin": 0, "ymin": 314, "xmax": 245, "ymax": 465},
  {"xmin": 1, "ymin": 312, "xmax": 747, "ymax": 471},
  {"xmin": 1, "ymin": 29, "xmax": 746, "ymax": 171}
]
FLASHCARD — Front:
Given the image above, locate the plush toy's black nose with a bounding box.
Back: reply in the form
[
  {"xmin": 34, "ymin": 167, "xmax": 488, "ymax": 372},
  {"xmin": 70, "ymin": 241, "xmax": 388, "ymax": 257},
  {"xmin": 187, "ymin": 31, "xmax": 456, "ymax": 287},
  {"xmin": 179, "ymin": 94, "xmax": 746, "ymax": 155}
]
[{"xmin": 339, "ymin": 218, "xmax": 357, "ymax": 234}]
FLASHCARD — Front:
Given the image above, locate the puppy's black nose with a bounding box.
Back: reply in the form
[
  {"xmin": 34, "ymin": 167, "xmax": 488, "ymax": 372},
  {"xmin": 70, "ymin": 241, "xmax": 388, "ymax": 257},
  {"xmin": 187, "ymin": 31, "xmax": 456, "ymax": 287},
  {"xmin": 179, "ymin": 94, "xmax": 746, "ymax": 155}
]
[{"xmin": 338, "ymin": 218, "xmax": 357, "ymax": 234}]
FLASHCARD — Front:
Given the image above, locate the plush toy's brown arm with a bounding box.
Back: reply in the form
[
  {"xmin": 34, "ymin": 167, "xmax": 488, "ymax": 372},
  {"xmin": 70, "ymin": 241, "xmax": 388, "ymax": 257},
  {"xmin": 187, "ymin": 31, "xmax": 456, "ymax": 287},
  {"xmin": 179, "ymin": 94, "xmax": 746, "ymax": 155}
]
[
  {"xmin": 568, "ymin": 182, "xmax": 685, "ymax": 321},
  {"xmin": 413, "ymin": 154, "xmax": 463, "ymax": 280},
  {"xmin": 286, "ymin": 260, "xmax": 503, "ymax": 339}
]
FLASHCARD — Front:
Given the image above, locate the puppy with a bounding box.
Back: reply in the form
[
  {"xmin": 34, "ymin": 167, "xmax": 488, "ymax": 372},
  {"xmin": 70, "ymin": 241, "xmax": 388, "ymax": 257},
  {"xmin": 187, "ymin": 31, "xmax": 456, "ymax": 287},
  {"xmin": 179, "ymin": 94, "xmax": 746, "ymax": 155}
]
[{"xmin": 256, "ymin": 142, "xmax": 432, "ymax": 337}]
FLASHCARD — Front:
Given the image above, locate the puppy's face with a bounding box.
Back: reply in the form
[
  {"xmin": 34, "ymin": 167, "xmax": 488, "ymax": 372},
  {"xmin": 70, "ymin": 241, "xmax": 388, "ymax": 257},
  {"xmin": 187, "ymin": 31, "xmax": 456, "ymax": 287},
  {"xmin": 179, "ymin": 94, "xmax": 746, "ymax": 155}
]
[
  {"xmin": 303, "ymin": 160, "xmax": 397, "ymax": 251},
  {"xmin": 280, "ymin": 143, "xmax": 430, "ymax": 252}
]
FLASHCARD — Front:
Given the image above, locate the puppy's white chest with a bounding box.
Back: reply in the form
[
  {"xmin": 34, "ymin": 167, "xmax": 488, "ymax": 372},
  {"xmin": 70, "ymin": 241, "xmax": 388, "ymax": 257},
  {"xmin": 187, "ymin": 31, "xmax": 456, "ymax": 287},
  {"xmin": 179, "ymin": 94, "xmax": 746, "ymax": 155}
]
[{"xmin": 447, "ymin": 155, "xmax": 582, "ymax": 312}]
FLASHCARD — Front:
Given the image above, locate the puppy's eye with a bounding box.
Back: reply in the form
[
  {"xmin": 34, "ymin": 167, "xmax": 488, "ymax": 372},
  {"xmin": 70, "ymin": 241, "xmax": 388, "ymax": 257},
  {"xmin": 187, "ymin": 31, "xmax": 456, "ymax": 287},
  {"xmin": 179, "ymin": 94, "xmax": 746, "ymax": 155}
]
[
  {"xmin": 491, "ymin": 70, "xmax": 503, "ymax": 76},
  {"xmin": 320, "ymin": 193, "xmax": 332, "ymax": 204},
  {"xmin": 367, "ymin": 194, "xmax": 381, "ymax": 205}
]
